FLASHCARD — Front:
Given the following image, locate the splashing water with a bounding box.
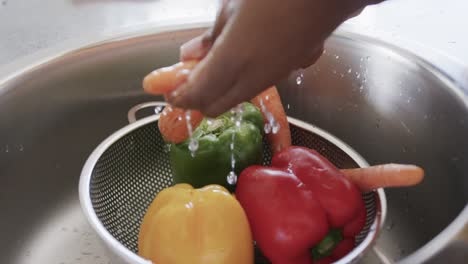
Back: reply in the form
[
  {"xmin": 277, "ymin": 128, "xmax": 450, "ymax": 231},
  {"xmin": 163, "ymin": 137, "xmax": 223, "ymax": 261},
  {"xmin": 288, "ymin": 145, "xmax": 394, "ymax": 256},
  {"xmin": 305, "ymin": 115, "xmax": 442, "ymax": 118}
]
[
  {"xmin": 162, "ymin": 106, "xmax": 172, "ymax": 116},
  {"xmin": 227, "ymin": 171, "xmax": 237, "ymax": 185},
  {"xmin": 226, "ymin": 104, "xmax": 244, "ymax": 185},
  {"xmin": 185, "ymin": 111, "xmax": 198, "ymax": 157},
  {"xmin": 296, "ymin": 74, "xmax": 303, "ymax": 85},
  {"xmin": 259, "ymin": 98, "xmax": 280, "ymax": 135},
  {"xmin": 154, "ymin": 106, "xmax": 164, "ymax": 115},
  {"xmin": 264, "ymin": 123, "xmax": 272, "ymax": 134}
]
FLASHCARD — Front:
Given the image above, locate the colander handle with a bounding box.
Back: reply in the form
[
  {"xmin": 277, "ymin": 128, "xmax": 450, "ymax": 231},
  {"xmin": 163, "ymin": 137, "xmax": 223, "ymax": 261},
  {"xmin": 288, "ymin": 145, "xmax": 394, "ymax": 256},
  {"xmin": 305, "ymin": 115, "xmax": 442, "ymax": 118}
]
[{"xmin": 127, "ymin": 101, "xmax": 168, "ymax": 123}]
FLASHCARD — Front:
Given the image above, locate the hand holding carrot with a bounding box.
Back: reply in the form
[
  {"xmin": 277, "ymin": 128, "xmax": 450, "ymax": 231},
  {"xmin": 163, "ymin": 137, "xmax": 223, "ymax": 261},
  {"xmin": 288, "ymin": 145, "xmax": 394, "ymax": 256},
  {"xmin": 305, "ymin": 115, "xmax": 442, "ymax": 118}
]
[{"xmin": 167, "ymin": 0, "xmax": 386, "ymax": 117}]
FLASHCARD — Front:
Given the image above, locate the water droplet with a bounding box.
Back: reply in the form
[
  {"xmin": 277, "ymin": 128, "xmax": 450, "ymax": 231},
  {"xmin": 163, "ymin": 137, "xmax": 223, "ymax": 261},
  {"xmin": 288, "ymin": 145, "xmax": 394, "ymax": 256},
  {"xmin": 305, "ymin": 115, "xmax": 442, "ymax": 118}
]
[
  {"xmin": 5, "ymin": 145, "xmax": 9, "ymax": 153},
  {"xmin": 335, "ymin": 55, "xmax": 340, "ymax": 59},
  {"xmin": 333, "ymin": 70, "xmax": 337, "ymax": 75},
  {"xmin": 177, "ymin": 116, "xmax": 183, "ymax": 121},
  {"xmin": 206, "ymin": 118, "xmax": 214, "ymax": 125},
  {"xmin": 264, "ymin": 123, "xmax": 272, "ymax": 134},
  {"xmin": 360, "ymin": 57, "xmax": 364, "ymax": 62},
  {"xmin": 366, "ymin": 56, "xmax": 371, "ymax": 61},
  {"xmin": 359, "ymin": 85, "xmax": 364, "ymax": 92},
  {"xmin": 340, "ymin": 73, "xmax": 345, "ymax": 78},
  {"xmin": 227, "ymin": 171, "xmax": 237, "ymax": 185},
  {"xmin": 231, "ymin": 155, "xmax": 236, "ymax": 169},
  {"xmin": 18, "ymin": 144, "xmax": 24, "ymax": 152},
  {"xmin": 272, "ymin": 122, "xmax": 280, "ymax": 134},
  {"xmin": 386, "ymin": 221, "xmax": 394, "ymax": 231},
  {"xmin": 235, "ymin": 120, "xmax": 241, "ymax": 127},
  {"xmin": 296, "ymin": 75, "xmax": 303, "ymax": 85},
  {"xmin": 347, "ymin": 68, "xmax": 352, "ymax": 74},
  {"xmin": 188, "ymin": 139, "xmax": 199, "ymax": 156},
  {"xmin": 170, "ymin": 90, "xmax": 179, "ymax": 98},
  {"xmin": 230, "ymin": 142, "xmax": 234, "ymax": 151},
  {"xmin": 356, "ymin": 73, "xmax": 361, "ymax": 79},
  {"xmin": 185, "ymin": 111, "xmax": 198, "ymax": 157},
  {"xmin": 287, "ymin": 104, "xmax": 290, "ymax": 109},
  {"xmin": 154, "ymin": 106, "xmax": 163, "ymax": 114},
  {"xmin": 407, "ymin": 97, "xmax": 412, "ymax": 103}
]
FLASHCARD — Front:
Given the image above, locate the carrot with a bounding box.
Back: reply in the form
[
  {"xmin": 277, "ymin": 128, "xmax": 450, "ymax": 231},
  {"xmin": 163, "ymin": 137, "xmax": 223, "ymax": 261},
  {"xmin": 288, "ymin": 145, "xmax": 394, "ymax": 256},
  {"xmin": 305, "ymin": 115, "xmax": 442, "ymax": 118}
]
[
  {"xmin": 158, "ymin": 107, "xmax": 204, "ymax": 144},
  {"xmin": 144, "ymin": 61, "xmax": 292, "ymax": 150},
  {"xmin": 341, "ymin": 164, "xmax": 424, "ymax": 192},
  {"xmin": 143, "ymin": 60, "xmax": 198, "ymax": 96},
  {"xmin": 251, "ymin": 86, "xmax": 292, "ymax": 153}
]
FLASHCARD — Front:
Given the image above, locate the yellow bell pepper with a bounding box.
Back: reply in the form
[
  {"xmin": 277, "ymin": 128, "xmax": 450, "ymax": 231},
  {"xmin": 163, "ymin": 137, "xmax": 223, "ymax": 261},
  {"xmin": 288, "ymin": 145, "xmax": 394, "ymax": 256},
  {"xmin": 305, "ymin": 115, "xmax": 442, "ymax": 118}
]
[{"xmin": 138, "ymin": 183, "xmax": 254, "ymax": 264}]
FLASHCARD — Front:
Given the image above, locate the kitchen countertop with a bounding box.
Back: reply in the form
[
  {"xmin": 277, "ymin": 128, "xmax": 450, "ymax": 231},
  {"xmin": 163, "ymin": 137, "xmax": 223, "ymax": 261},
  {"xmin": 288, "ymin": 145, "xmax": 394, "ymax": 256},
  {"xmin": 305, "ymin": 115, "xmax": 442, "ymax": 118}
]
[{"xmin": 0, "ymin": 0, "xmax": 467, "ymax": 74}]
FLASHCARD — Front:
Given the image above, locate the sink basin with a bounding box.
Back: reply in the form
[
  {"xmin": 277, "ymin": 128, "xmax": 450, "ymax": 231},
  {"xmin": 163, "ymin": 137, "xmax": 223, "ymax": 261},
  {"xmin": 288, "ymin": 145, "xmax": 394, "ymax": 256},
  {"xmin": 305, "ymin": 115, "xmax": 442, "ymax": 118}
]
[{"xmin": 0, "ymin": 25, "xmax": 467, "ymax": 264}]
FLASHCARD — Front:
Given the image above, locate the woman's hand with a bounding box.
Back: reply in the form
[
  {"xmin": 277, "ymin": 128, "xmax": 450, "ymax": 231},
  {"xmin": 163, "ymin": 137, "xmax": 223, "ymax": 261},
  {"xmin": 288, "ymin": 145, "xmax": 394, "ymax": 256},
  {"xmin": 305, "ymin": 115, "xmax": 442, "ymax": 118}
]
[{"xmin": 168, "ymin": 0, "xmax": 384, "ymax": 117}]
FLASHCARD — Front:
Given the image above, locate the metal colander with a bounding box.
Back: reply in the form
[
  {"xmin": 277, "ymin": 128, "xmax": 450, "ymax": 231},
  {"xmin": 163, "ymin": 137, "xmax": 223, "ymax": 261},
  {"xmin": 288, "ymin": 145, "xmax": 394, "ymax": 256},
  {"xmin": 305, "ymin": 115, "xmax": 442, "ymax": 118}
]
[{"xmin": 79, "ymin": 102, "xmax": 386, "ymax": 264}]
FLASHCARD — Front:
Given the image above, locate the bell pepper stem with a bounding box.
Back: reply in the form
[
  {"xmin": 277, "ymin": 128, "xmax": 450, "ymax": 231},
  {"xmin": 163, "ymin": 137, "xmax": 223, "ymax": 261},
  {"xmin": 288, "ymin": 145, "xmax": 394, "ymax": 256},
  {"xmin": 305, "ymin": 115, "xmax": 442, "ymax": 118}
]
[{"xmin": 311, "ymin": 229, "xmax": 343, "ymax": 260}]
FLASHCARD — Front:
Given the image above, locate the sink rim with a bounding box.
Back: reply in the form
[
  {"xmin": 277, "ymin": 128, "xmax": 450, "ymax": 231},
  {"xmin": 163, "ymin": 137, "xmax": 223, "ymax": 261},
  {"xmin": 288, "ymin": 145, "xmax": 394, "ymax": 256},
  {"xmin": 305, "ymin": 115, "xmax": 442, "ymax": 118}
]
[{"xmin": 1, "ymin": 22, "xmax": 467, "ymax": 263}]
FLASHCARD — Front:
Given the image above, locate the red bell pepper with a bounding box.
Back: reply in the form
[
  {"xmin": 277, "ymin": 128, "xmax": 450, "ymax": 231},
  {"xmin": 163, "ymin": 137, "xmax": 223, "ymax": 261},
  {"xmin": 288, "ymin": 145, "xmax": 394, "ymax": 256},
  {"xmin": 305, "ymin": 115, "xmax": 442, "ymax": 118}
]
[{"xmin": 236, "ymin": 146, "xmax": 366, "ymax": 264}]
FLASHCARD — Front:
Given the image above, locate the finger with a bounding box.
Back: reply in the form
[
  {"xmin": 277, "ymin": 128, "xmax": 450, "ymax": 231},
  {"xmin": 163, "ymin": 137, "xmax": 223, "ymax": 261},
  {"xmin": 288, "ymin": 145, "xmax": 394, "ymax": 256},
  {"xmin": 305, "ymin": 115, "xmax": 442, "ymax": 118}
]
[
  {"xmin": 203, "ymin": 60, "xmax": 284, "ymax": 117},
  {"xmin": 298, "ymin": 44, "xmax": 324, "ymax": 69},
  {"xmin": 169, "ymin": 41, "xmax": 245, "ymax": 114},
  {"xmin": 180, "ymin": 34, "xmax": 212, "ymax": 61},
  {"xmin": 180, "ymin": 0, "xmax": 231, "ymax": 61}
]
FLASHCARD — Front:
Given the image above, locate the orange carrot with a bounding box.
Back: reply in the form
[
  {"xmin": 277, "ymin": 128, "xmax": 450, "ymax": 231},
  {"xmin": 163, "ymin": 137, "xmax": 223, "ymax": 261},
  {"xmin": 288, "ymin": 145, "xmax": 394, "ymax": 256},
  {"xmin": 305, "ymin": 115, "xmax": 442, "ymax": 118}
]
[
  {"xmin": 143, "ymin": 60, "xmax": 198, "ymax": 96},
  {"xmin": 251, "ymin": 86, "xmax": 292, "ymax": 153},
  {"xmin": 158, "ymin": 107, "xmax": 204, "ymax": 144},
  {"xmin": 144, "ymin": 61, "xmax": 292, "ymax": 150},
  {"xmin": 341, "ymin": 164, "xmax": 424, "ymax": 192}
]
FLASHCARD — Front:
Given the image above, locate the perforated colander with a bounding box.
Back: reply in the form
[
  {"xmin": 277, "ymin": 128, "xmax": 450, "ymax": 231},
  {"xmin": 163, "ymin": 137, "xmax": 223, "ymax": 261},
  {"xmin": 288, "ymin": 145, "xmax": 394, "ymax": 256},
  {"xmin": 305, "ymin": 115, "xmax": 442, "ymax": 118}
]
[{"xmin": 79, "ymin": 101, "xmax": 387, "ymax": 264}]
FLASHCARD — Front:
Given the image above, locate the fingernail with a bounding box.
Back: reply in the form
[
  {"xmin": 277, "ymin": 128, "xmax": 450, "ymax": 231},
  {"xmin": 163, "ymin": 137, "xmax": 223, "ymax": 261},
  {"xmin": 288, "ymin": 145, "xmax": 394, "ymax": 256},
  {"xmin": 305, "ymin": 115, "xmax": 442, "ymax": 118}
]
[{"xmin": 180, "ymin": 37, "xmax": 204, "ymax": 61}]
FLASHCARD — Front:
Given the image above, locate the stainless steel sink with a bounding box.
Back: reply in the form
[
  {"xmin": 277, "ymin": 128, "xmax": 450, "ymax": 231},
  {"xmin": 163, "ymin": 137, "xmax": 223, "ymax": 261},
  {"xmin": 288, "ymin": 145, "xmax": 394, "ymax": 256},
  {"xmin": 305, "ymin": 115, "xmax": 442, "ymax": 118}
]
[{"xmin": 0, "ymin": 26, "xmax": 467, "ymax": 264}]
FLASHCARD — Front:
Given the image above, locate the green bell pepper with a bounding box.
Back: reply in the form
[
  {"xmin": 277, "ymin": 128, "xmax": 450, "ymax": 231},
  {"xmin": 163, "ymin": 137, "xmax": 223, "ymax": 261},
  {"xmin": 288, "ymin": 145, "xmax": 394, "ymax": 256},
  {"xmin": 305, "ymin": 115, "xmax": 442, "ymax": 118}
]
[{"xmin": 169, "ymin": 102, "xmax": 264, "ymax": 191}]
